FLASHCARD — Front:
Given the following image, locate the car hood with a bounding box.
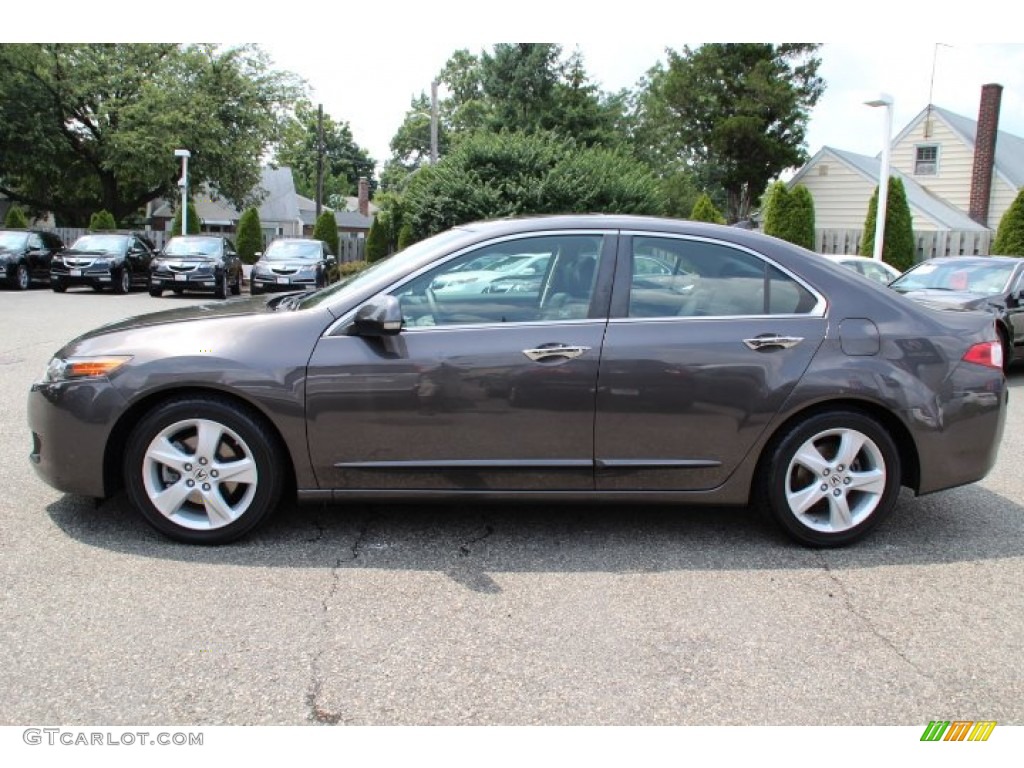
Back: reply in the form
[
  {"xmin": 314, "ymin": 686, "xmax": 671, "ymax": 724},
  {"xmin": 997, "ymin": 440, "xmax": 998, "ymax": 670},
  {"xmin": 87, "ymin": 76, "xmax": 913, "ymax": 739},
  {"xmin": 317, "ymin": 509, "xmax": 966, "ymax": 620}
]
[
  {"xmin": 898, "ymin": 289, "xmax": 994, "ymax": 312},
  {"xmin": 156, "ymin": 255, "xmax": 219, "ymax": 263},
  {"xmin": 63, "ymin": 248, "xmax": 118, "ymax": 257},
  {"xmin": 75, "ymin": 296, "xmax": 278, "ymax": 342}
]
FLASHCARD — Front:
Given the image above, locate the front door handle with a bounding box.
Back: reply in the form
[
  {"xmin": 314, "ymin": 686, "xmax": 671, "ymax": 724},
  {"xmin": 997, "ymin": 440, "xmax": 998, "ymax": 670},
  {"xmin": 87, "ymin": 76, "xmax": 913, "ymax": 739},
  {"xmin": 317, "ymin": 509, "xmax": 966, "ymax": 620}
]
[
  {"xmin": 523, "ymin": 344, "xmax": 591, "ymax": 362},
  {"xmin": 743, "ymin": 335, "xmax": 804, "ymax": 351}
]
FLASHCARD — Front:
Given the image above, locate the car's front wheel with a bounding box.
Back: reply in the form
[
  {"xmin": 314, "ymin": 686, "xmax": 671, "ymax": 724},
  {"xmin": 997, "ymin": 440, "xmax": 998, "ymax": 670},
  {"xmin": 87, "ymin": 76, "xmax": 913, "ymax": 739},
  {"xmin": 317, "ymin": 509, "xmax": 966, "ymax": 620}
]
[
  {"xmin": 124, "ymin": 397, "xmax": 284, "ymax": 544},
  {"xmin": 214, "ymin": 272, "xmax": 228, "ymax": 299},
  {"xmin": 115, "ymin": 268, "xmax": 131, "ymax": 294},
  {"xmin": 760, "ymin": 410, "xmax": 900, "ymax": 547},
  {"xmin": 12, "ymin": 262, "xmax": 30, "ymax": 290}
]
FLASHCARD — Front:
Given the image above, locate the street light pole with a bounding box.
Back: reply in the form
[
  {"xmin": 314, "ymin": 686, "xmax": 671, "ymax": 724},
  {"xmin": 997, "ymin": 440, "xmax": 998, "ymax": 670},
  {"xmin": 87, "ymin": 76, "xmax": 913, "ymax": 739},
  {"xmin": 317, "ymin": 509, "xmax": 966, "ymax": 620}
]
[
  {"xmin": 430, "ymin": 80, "xmax": 439, "ymax": 165},
  {"xmin": 864, "ymin": 94, "xmax": 894, "ymax": 261},
  {"xmin": 174, "ymin": 149, "xmax": 191, "ymax": 235}
]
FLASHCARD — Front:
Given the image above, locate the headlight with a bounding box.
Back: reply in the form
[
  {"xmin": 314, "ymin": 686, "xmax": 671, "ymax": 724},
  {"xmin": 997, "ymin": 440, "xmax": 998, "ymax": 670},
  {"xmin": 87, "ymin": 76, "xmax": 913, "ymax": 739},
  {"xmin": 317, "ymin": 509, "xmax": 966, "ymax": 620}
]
[
  {"xmin": 91, "ymin": 258, "xmax": 110, "ymax": 268},
  {"xmin": 296, "ymin": 265, "xmax": 316, "ymax": 275},
  {"xmin": 44, "ymin": 355, "xmax": 133, "ymax": 383}
]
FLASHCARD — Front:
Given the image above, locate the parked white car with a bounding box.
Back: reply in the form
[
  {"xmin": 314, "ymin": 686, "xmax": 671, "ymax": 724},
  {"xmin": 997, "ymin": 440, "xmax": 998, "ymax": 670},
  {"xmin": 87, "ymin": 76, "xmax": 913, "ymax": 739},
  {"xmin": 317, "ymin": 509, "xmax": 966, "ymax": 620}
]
[{"xmin": 824, "ymin": 254, "xmax": 902, "ymax": 284}]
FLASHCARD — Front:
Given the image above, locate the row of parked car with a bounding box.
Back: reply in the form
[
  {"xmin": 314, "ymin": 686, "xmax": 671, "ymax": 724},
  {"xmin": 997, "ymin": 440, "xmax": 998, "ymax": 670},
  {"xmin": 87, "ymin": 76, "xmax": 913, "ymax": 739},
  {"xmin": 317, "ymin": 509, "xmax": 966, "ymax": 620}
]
[{"xmin": 0, "ymin": 229, "xmax": 337, "ymax": 298}]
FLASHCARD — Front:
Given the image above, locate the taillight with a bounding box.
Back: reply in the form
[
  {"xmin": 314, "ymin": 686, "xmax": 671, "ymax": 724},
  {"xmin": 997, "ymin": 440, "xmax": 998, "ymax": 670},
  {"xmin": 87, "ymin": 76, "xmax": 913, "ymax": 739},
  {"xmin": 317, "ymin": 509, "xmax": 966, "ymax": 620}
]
[{"xmin": 962, "ymin": 340, "xmax": 1003, "ymax": 370}]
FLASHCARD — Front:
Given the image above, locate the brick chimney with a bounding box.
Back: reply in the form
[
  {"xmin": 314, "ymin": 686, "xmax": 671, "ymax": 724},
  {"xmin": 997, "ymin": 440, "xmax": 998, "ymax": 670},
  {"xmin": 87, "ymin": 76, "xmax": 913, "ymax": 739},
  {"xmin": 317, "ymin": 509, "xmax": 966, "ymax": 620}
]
[
  {"xmin": 358, "ymin": 177, "xmax": 369, "ymax": 218},
  {"xmin": 968, "ymin": 83, "xmax": 1002, "ymax": 226}
]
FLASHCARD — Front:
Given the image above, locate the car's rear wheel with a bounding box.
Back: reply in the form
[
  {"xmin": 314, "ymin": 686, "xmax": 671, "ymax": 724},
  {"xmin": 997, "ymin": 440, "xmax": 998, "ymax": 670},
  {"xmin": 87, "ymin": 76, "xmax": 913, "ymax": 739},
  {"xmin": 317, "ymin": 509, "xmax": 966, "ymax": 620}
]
[
  {"xmin": 760, "ymin": 410, "xmax": 900, "ymax": 547},
  {"xmin": 52, "ymin": 279, "xmax": 67, "ymax": 293},
  {"xmin": 124, "ymin": 397, "xmax": 283, "ymax": 544},
  {"xmin": 215, "ymin": 272, "xmax": 228, "ymax": 299}
]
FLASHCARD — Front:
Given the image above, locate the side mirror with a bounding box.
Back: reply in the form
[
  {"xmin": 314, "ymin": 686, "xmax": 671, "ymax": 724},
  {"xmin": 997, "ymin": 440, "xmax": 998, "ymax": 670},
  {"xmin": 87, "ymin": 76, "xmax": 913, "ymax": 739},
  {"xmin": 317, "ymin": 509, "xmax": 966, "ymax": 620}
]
[{"xmin": 350, "ymin": 295, "xmax": 403, "ymax": 336}]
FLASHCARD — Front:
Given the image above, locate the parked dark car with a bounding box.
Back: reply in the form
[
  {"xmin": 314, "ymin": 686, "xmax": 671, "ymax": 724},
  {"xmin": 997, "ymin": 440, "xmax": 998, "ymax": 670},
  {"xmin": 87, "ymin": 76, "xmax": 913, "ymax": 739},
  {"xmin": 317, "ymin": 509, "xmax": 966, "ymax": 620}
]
[
  {"xmin": 889, "ymin": 256, "xmax": 1024, "ymax": 369},
  {"xmin": 149, "ymin": 235, "xmax": 243, "ymax": 299},
  {"xmin": 250, "ymin": 238, "xmax": 335, "ymax": 294},
  {"xmin": 28, "ymin": 216, "xmax": 1007, "ymax": 547},
  {"xmin": 0, "ymin": 229, "xmax": 64, "ymax": 289},
  {"xmin": 50, "ymin": 232, "xmax": 154, "ymax": 294}
]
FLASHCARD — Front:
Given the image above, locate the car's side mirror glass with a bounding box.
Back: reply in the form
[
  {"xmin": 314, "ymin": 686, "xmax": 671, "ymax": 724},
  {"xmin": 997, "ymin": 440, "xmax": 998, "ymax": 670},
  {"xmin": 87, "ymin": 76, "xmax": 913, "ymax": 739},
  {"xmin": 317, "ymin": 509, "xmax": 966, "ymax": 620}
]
[{"xmin": 350, "ymin": 295, "xmax": 403, "ymax": 337}]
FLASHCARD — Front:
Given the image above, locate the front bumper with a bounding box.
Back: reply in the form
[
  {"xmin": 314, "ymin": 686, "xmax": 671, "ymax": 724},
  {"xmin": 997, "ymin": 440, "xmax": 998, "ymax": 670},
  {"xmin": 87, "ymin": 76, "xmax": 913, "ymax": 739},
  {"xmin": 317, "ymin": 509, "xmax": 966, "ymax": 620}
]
[
  {"xmin": 151, "ymin": 270, "xmax": 218, "ymax": 292},
  {"xmin": 51, "ymin": 264, "xmax": 117, "ymax": 287},
  {"xmin": 28, "ymin": 378, "xmax": 128, "ymax": 498},
  {"xmin": 251, "ymin": 272, "xmax": 318, "ymax": 292}
]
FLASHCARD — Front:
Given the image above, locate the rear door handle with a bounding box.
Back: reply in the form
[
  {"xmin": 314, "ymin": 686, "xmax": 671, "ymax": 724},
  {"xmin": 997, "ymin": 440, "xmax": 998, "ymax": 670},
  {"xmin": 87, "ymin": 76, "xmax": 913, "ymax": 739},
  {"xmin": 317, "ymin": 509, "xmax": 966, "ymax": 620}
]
[
  {"xmin": 523, "ymin": 344, "xmax": 591, "ymax": 362},
  {"xmin": 743, "ymin": 335, "xmax": 804, "ymax": 351}
]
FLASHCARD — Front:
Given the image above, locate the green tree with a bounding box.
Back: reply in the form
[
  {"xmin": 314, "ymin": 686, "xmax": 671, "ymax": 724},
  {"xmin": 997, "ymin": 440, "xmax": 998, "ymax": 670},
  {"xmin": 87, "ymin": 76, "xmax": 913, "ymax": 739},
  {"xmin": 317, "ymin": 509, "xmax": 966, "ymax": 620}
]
[
  {"xmin": 690, "ymin": 193, "xmax": 726, "ymax": 224},
  {"xmin": 170, "ymin": 202, "xmax": 201, "ymax": 236},
  {"xmin": 401, "ymin": 131, "xmax": 664, "ymax": 241},
  {"xmin": 635, "ymin": 44, "xmax": 824, "ymax": 223},
  {"xmin": 275, "ymin": 100, "xmax": 376, "ymax": 204},
  {"xmin": 860, "ymin": 177, "xmax": 915, "ymax": 270},
  {"xmin": 312, "ymin": 210, "xmax": 339, "ymax": 256},
  {"xmin": 236, "ymin": 207, "xmax": 263, "ymax": 264},
  {"xmin": 993, "ymin": 189, "xmax": 1024, "ymax": 255},
  {"xmin": 88, "ymin": 210, "xmax": 117, "ymax": 230},
  {"xmin": 397, "ymin": 222, "xmax": 416, "ymax": 251},
  {"xmin": 4, "ymin": 204, "xmax": 28, "ymax": 228},
  {"xmin": 763, "ymin": 183, "xmax": 815, "ymax": 249},
  {"xmin": 0, "ymin": 44, "xmax": 302, "ymax": 225},
  {"xmin": 365, "ymin": 216, "xmax": 389, "ymax": 263}
]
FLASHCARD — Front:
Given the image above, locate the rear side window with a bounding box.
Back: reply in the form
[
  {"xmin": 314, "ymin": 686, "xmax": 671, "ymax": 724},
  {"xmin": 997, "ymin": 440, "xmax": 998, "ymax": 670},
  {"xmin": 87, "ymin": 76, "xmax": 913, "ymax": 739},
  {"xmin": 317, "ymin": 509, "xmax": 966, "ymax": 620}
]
[{"xmin": 627, "ymin": 237, "xmax": 817, "ymax": 318}]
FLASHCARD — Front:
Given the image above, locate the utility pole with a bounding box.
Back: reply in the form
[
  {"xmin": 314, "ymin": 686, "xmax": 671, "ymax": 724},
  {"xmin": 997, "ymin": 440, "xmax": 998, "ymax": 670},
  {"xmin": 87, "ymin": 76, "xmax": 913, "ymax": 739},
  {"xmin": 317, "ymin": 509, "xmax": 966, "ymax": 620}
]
[{"xmin": 316, "ymin": 103, "xmax": 324, "ymax": 217}]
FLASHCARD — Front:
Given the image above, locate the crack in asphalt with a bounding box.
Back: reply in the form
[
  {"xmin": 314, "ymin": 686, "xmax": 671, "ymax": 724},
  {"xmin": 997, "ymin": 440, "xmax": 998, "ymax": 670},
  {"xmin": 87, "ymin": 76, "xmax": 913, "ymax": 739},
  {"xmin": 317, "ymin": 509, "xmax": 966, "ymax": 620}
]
[
  {"xmin": 458, "ymin": 523, "xmax": 495, "ymax": 556},
  {"xmin": 304, "ymin": 513, "xmax": 375, "ymax": 725},
  {"xmin": 815, "ymin": 552, "xmax": 933, "ymax": 681}
]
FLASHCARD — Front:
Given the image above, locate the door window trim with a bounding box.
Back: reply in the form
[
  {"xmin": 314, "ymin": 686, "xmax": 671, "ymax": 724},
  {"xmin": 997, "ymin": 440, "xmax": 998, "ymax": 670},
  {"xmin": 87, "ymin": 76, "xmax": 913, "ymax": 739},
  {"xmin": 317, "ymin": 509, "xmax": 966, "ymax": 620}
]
[{"xmin": 609, "ymin": 231, "xmax": 827, "ymax": 321}]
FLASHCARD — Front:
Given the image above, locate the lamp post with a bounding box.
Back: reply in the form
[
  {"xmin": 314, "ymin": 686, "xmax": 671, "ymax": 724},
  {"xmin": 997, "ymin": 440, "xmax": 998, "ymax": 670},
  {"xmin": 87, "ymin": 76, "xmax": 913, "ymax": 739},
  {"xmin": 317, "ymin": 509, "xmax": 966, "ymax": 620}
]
[
  {"xmin": 864, "ymin": 94, "xmax": 894, "ymax": 261},
  {"xmin": 430, "ymin": 80, "xmax": 439, "ymax": 165},
  {"xmin": 174, "ymin": 149, "xmax": 191, "ymax": 235}
]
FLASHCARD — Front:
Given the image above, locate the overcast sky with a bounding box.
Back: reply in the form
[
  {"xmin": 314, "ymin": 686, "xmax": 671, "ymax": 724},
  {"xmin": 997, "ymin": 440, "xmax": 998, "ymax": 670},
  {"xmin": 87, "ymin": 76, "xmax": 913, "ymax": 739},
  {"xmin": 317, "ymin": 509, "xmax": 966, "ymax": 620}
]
[{"xmin": 16, "ymin": 1, "xmax": 1024, "ymax": 179}]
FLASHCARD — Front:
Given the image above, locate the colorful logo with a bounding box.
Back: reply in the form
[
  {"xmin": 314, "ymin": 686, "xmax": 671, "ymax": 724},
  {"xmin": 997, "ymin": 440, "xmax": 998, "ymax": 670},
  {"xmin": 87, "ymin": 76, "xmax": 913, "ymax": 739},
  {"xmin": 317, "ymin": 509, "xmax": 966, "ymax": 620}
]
[{"xmin": 920, "ymin": 721, "xmax": 996, "ymax": 741}]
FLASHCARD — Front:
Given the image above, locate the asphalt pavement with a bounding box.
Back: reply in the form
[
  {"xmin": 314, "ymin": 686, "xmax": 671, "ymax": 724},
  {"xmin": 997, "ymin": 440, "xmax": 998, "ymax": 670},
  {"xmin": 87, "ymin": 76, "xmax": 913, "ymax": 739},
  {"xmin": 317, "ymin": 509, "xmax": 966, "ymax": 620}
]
[{"xmin": 1, "ymin": 287, "xmax": 1021, "ymax": 726}]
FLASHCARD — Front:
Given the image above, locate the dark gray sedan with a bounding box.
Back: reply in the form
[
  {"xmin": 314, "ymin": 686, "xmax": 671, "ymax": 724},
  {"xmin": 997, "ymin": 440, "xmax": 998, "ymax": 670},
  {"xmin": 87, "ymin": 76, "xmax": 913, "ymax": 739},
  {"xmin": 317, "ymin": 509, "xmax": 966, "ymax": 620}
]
[{"xmin": 28, "ymin": 216, "xmax": 1007, "ymax": 546}]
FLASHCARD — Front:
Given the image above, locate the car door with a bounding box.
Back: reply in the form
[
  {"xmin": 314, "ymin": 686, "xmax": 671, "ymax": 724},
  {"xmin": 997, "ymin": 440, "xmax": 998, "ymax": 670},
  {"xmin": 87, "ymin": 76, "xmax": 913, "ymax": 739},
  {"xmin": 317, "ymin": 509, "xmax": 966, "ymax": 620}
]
[
  {"xmin": 126, "ymin": 236, "xmax": 152, "ymax": 283},
  {"xmin": 26, "ymin": 232, "xmax": 49, "ymax": 280},
  {"xmin": 594, "ymin": 233, "xmax": 827, "ymax": 491},
  {"xmin": 224, "ymin": 238, "xmax": 241, "ymax": 280},
  {"xmin": 305, "ymin": 231, "xmax": 616, "ymax": 491}
]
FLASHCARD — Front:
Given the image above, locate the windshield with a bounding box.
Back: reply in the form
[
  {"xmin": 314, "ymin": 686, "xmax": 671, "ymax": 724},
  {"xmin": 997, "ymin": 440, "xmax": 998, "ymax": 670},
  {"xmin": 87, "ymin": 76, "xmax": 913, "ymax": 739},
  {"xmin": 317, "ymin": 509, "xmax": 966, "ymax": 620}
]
[
  {"xmin": 891, "ymin": 260, "xmax": 1017, "ymax": 296},
  {"xmin": 69, "ymin": 234, "xmax": 129, "ymax": 254},
  {"xmin": 0, "ymin": 231, "xmax": 29, "ymax": 249},
  {"xmin": 163, "ymin": 237, "xmax": 221, "ymax": 256},
  {"xmin": 264, "ymin": 241, "xmax": 322, "ymax": 261},
  {"xmin": 296, "ymin": 227, "xmax": 478, "ymax": 310}
]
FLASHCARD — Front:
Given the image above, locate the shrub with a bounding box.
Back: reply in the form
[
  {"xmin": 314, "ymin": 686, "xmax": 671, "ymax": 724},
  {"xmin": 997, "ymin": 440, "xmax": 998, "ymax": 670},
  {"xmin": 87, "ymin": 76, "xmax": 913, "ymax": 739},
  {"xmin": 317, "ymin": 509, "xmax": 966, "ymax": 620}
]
[
  {"xmin": 4, "ymin": 205, "xmax": 28, "ymax": 228},
  {"xmin": 690, "ymin": 193, "xmax": 726, "ymax": 224},
  {"xmin": 171, "ymin": 202, "xmax": 201, "ymax": 236},
  {"xmin": 236, "ymin": 208, "xmax": 263, "ymax": 264},
  {"xmin": 89, "ymin": 210, "xmax": 117, "ymax": 230},
  {"xmin": 365, "ymin": 217, "xmax": 389, "ymax": 263},
  {"xmin": 993, "ymin": 189, "xmax": 1024, "ymax": 256},
  {"xmin": 313, "ymin": 210, "xmax": 339, "ymax": 256},
  {"xmin": 860, "ymin": 176, "xmax": 915, "ymax": 271},
  {"xmin": 328, "ymin": 259, "xmax": 369, "ymax": 283},
  {"xmin": 762, "ymin": 183, "xmax": 814, "ymax": 249},
  {"xmin": 397, "ymin": 222, "xmax": 415, "ymax": 251}
]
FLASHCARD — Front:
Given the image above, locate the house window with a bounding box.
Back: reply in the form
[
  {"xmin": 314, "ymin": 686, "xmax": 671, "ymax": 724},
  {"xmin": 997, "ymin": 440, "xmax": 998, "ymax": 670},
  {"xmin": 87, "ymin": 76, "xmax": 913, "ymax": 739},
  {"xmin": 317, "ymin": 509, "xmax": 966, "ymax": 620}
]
[
  {"xmin": 915, "ymin": 145, "xmax": 938, "ymax": 175},
  {"xmin": 818, "ymin": 163, "xmax": 829, "ymax": 176}
]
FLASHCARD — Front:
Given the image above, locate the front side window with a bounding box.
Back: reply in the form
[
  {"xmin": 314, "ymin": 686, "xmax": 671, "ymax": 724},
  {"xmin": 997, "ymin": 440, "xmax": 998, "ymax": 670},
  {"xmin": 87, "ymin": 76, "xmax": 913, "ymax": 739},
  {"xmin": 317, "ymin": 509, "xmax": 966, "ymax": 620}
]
[
  {"xmin": 393, "ymin": 234, "xmax": 604, "ymax": 327},
  {"xmin": 627, "ymin": 237, "xmax": 817, "ymax": 318},
  {"xmin": 915, "ymin": 145, "xmax": 939, "ymax": 175}
]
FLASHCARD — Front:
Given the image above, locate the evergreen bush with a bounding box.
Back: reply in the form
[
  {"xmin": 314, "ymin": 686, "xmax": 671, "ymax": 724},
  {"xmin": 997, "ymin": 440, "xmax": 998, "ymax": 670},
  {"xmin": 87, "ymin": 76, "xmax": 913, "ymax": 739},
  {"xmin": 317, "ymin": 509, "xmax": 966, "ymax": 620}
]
[{"xmin": 993, "ymin": 189, "xmax": 1024, "ymax": 256}]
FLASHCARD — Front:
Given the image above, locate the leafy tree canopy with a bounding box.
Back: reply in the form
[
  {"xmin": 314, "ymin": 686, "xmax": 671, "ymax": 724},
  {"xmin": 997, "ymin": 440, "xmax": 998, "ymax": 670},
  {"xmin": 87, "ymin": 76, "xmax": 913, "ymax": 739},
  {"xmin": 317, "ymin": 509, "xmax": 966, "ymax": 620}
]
[
  {"xmin": 274, "ymin": 99, "xmax": 376, "ymax": 207},
  {"xmin": 635, "ymin": 44, "xmax": 824, "ymax": 223},
  {"xmin": 400, "ymin": 131, "xmax": 664, "ymax": 241},
  {"xmin": 0, "ymin": 44, "xmax": 303, "ymax": 226}
]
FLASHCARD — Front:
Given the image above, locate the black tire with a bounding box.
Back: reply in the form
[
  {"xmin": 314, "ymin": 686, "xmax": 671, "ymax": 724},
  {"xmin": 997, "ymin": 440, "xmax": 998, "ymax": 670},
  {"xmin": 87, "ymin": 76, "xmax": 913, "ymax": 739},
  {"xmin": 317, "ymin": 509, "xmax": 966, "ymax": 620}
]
[
  {"xmin": 92, "ymin": 284, "xmax": 104, "ymax": 292},
  {"xmin": 149, "ymin": 286, "xmax": 163, "ymax": 297},
  {"xmin": 124, "ymin": 396, "xmax": 284, "ymax": 544},
  {"xmin": 12, "ymin": 262, "xmax": 30, "ymax": 290},
  {"xmin": 250, "ymin": 279, "xmax": 263, "ymax": 296},
  {"xmin": 214, "ymin": 272, "xmax": 228, "ymax": 299},
  {"xmin": 172, "ymin": 288, "xmax": 185, "ymax": 295},
  {"xmin": 230, "ymin": 272, "xmax": 241, "ymax": 296},
  {"xmin": 759, "ymin": 410, "xmax": 901, "ymax": 547},
  {"xmin": 115, "ymin": 268, "xmax": 131, "ymax": 295},
  {"xmin": 52, "ymin": 279, "xmax": 67, "ymax": 293}
]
